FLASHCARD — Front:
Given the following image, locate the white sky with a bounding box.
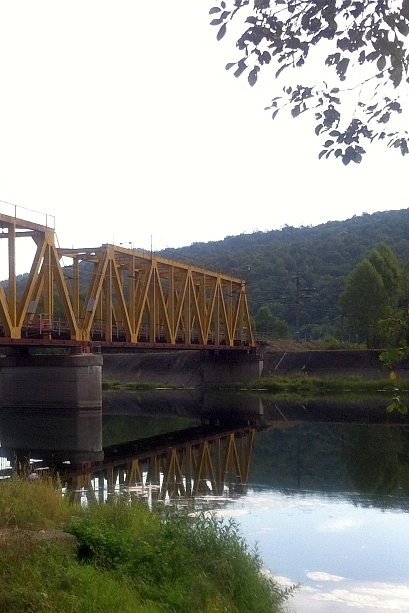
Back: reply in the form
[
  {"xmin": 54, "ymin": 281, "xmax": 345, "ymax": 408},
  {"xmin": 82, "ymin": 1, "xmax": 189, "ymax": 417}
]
[{"xmin": 0, "ymin": 1, "xmax": 408, "ymax": 275}]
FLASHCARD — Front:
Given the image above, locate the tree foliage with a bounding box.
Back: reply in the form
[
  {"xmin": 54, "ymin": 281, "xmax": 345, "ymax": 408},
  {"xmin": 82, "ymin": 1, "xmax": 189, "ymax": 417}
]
[
  {"xmin": 209, "ymin": 0, "xmax": 409, "ymax": 163},
  {"xmin": 253, "ymin": 306, "xmax": 292, "ymax": 338},
  {"xmin": 340, "ymin": 243, "xmax": 403, "ymax": 346},
  {"xmin": 340, "ymin": 257, "xmax": 387, "ymax": 346}
]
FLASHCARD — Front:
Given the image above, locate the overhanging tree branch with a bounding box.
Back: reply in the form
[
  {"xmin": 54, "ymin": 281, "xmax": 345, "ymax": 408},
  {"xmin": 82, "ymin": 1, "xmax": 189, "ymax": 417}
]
[{"xmin": 210, "ymin": 0, "xmax": 409, "ymax": 163}]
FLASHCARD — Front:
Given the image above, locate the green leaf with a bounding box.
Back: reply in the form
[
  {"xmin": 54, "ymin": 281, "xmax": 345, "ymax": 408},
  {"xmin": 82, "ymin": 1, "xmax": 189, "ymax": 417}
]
[
  {"xmin": 291, "ymin": 105, "xmax": 301, "ymax": 117},
  {"xmin": 234, "ymin": 60, "xmax": 247, "ymax": 78},
  {"xmin": 379, "ymin": 112, "xmax": 391, "ymax": 124},
  {"xmin": 396, "ymin": 20, "xmax": 409, "ymax": 36},
  {"xmin": 248, "ymin": 67, "xmax": 259, "ymax": 87},
  {"xmin": 217, "ymin": 23, "xmax": 227, "ymax": 41},
  {"xmin": 377, "ymin": 56, "xmax": 386, "ymax": 71}
]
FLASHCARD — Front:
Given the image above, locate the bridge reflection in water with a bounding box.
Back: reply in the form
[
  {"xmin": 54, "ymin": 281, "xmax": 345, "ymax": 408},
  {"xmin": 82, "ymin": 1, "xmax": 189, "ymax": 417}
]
[
  {"xmin": 67, "ymin": 424, "xmax": 256, "ymax": 504},
  {"xmin": 0, "ymin": 396, "xmax": 262, "ymax": 505}
]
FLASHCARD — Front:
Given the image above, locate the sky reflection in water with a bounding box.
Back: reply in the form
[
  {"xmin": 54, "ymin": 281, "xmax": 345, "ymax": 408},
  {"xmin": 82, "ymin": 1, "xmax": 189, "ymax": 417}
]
[{"xmin": 217, "ymin": 489, "xmax": 409, "ymax": 612}]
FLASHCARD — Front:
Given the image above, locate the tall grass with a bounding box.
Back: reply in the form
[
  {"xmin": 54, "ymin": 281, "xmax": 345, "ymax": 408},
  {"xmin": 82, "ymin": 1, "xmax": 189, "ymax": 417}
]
[
  {"xmin": 0, "ymin": 475, "xmax": 74, "ymax": 530},
  {"xmin": 0, "ymin": 479, "xmax": 290, "ymax": 613}
]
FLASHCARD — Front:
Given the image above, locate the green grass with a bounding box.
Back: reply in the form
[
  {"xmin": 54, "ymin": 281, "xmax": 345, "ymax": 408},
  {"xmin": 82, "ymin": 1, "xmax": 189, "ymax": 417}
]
[
  {"xmin": 123, "ymin": 382, "xmax": 164, "ymax": 390},
  {"xmin": 0, "ymin": 479, "xmax": 290, "ymax": 613},
  {"xmin": 102, "ymin": 380, "xmax": 171, "ymax": 390},
  {"xmin": 258, "ymin": 374, "xmax": 400, "ymax": 394},
  {"xmin": 204, "ymin": 374, "xmax": 409, "ymax": 395},
  {"xmin": 101, "ymin": 379, "xmax": 121, "ymax": 390}
]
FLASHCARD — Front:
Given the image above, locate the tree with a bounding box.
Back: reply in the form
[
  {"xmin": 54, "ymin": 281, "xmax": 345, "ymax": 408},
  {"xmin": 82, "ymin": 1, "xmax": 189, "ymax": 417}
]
[
  {"xmin": 367, "ymin": 243, "xmax": 401, "ymax": 301},
  {"xmin": 209, "ymin": 0, "xmax": 409, "ymax": 164},
  {"xmin": 340, "ymin": 257, "xmax": 388, "ymax": 346},
  {"xmin": 253, "ymin": 306, "xmax": 292, "ymax": 338}
]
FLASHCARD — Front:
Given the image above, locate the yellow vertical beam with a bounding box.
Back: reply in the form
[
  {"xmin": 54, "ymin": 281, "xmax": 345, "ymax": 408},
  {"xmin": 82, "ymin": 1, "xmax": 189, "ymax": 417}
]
[
  {"xmin": 215, "ymin": 279, "xmax": 220, "ymax": 345},
  {"xmin": 8, "ymin": 223, "xmax": 16, "ymax": 328},
  {"xmin": 149, "ymin": 263, "xmax": 156, "ymax": 342},
  {"xmin": 169, "ymin": 266, "xmax": 175, "ymax": 343},
  {"xmin": 183, "ymin": 270, "xmax": 191, "ymax": 344},
  {"xmin": 128, "ymin": 254, "xmax": 136, "ymax": 337},
  {"xmin": 43, "ymin": 244, "xmax": 53, "ymax": 317},
  {"xmin": 73, "ymin": 258, "xmax": 80, "ymax": 318},
  {"xmin": 104, "ymin": 258, "xmax": 113, "ymax": 342}
]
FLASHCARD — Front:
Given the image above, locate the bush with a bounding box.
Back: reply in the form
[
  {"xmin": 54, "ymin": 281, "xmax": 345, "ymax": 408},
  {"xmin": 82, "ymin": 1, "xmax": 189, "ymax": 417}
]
[{"xmin": 68, "ymin": 495, "xmax": 289, "ymax": 613}]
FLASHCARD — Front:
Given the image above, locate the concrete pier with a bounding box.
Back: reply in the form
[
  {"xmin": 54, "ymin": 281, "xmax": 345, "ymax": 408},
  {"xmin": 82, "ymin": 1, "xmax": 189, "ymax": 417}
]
[{"xmin": 0, "ymin": 352, "xmax": 103, "ymax": 409}]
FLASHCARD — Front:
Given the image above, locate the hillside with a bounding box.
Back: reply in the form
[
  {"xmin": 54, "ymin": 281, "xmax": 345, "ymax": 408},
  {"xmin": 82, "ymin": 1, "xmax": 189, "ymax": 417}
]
[{"xmin": 160, "ymin": 208, "xmax": 409, "ymax": 338}]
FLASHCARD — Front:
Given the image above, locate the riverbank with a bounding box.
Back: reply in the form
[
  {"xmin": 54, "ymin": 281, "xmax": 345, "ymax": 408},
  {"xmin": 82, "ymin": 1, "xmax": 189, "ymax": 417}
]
[
  {"xmin": 102, "ymin": 344, "xmax": 409, "ymax": 387},
  {"xmin": 0, "ymin": 478, "xmax": 290, "ymax": 613}
]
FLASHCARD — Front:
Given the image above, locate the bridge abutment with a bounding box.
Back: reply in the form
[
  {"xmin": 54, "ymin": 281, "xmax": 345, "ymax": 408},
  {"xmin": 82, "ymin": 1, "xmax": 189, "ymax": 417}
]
[
  {"xmin": 201, "ymin": 350, "xmax": 263, "ymax": 384},
  {"xmin": 0, "ymin": 352, "xmax": 103, "ymax": 409}
]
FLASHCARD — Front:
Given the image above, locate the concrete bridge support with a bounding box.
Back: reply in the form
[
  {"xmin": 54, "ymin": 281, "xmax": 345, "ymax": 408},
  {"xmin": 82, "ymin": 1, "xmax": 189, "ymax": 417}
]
[{"xmin": 0, "ymin": 352, "xmax": 103, "ymax": 410}]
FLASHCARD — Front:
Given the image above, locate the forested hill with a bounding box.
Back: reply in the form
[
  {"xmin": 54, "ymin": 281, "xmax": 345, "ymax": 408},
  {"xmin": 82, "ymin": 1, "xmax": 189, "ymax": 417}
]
[{"xmin": 160, "ymin": 209, "xmax": 409, "ymax": 337}]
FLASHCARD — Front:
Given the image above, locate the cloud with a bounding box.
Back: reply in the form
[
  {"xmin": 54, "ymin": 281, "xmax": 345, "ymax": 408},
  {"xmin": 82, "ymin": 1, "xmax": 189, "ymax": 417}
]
[
  {"xmin": 316, "ymin": 517, "xmax": 364, "ymax": 533},
  {"xmin": 295, "ymin": 579, "xmax": 409, "ymax": 611},
  {"xmin": 306, "ymin": 571, "xmax": 345, "ymax": 582}
]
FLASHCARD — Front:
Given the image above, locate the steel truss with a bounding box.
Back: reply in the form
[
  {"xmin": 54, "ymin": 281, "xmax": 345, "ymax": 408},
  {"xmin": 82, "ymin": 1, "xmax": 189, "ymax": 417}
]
[{"xmin": 0, "ymin": 212, "xmax": 255, "ymax": 348}]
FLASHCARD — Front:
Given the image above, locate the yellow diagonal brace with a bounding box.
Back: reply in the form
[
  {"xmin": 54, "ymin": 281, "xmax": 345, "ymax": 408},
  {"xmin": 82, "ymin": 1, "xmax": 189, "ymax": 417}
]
[
  {"xmin": 17, "ymin": 237, "xmax": 48, "ymax": 329},
  {"xmin": 49, "ymin": 244, "xmax": 79, "ymax": 339},
  {"xmin": 0, "ymin": 284, "xmax": 14, "ymax": 336}
]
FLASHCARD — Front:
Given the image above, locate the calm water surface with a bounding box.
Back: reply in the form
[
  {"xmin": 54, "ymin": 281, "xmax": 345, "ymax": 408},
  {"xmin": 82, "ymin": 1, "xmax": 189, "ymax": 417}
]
[{"xmin": 1, "ymin": 393, "xmax": 409, "ymax": 613}]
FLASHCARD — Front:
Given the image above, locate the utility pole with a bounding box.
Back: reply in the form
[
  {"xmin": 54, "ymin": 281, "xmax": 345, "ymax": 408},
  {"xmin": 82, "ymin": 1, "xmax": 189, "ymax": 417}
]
[{"xmin": 293, "ymin": 271, "xmax": 314, "ymax": 336}]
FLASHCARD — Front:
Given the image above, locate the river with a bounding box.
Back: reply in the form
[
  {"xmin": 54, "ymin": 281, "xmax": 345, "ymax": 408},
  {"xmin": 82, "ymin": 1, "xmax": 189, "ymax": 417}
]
[{"xmin": 1, "ymin": 391, "xmax": 409, "ymax": 613}]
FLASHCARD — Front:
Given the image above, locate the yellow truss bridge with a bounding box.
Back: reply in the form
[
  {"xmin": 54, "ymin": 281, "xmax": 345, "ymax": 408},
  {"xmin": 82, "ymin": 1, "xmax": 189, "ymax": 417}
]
[{"xmin": 0, "ymin": 211, "xmax": 255, "ymax": 350}]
